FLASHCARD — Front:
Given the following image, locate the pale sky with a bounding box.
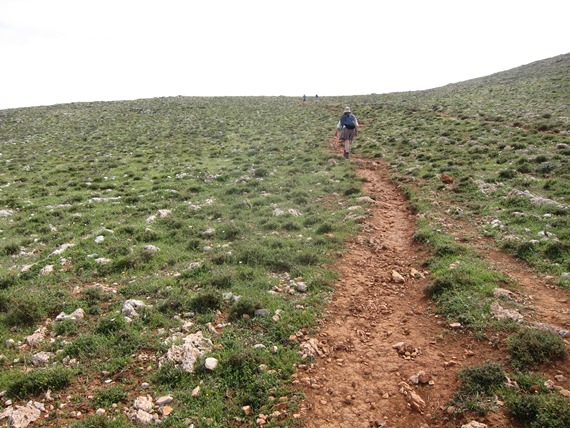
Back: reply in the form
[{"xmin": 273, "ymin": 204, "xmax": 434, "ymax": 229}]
[{"xmin": 1, "ymin": 0, "xmax": 569, "ymax": 110}]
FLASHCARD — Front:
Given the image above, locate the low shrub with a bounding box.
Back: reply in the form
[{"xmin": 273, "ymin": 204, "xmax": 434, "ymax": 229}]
[
  {"xmin": 6, "ymin": 366, "xmax": 74, "ymax": 399},
  {"xmin": 507, "ymin": 327, "xmax": 567, "ymax": 369}
]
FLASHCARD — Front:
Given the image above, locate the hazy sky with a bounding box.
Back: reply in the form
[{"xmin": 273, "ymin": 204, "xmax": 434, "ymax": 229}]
[{"xmin": 1, "ymin": 0, "xmax": 569, "ymax": 110}]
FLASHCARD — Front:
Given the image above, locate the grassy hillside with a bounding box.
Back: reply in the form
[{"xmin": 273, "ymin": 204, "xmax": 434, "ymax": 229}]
[
  {"xmin": 0, "ymin": 97, "xmax": 363, "ymax": 426},
  {"xmin": 354, "ymin": 53, "xmax": 570, "ymax": 281},
  {"xmin": 0, "ymin": 52, "xmax": 569, "ymax": 427}
]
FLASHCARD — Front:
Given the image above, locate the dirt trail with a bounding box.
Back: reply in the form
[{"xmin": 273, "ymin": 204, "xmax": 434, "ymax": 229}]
[{"xmin": 297, "ymin": 138, "xmax": 570, "ymax": 428}]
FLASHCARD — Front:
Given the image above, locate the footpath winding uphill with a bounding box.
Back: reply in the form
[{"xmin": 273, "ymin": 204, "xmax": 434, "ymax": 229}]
[{"xmin": 297, "ymin": 137, "xmax": 570, "ymax": 428}]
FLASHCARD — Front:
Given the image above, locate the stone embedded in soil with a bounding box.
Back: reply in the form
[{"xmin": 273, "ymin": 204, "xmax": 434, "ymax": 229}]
[
  {"xmin": 0, "ymin": 401, "xmax": 43, "ymax": 428},
  {"xmin": 134, "ymin": 395, "xmax": 153, "ymax": 412},
  {"xmin": 391, "ymin": 270, "xmax": 405, "ymax": 283},
  {"xmin": 490, "ymin": 302, "xmax": 523, "ymax": 323},
  {"xmin": 461, "ymin": 421, "xmax": 488, "ymax": 428}
]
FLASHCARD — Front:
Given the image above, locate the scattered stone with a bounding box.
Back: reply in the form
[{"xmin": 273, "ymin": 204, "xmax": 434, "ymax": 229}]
[
  {"xmin": 490, "ymin": 302, "xmax": 523, "ymax": 323},
  {"xmin": 449, "ymin": 322, "xmax": 462, "ymax": 329},
  {"xmin": 161, "ymin": 406, "xmax": 173, "ymax": 416},
  {"xmin": 95, "ymin": 408, "xmax": 106, "ymax": 415},
  {"xmin": 398, "ymin": 382, "xmax": 426, "ymax": 414},
  {"xmin": 205, "ymin": 357, "xmax": 218, "ymax": 371},
  {"xmin": 295, "ymin": 281, "xmax": 308, "ymax": 292},
  {"xmin": 50, "ymin": 243, "xmax": 74, "ymax": 256},
  {"xmin": 191, "ymin": 386, "xmax": 200, "ymax": 397},
  {"xmin": 461, "ymin": 421, "xmax": 488, "ymax": 428},
  {"xmin": 287, "ymin": 208, "xmax": 302, "ymax": 216},
  {"xmin": 507, "ymin": 189, "xmax": 567, "ymax": 210},
  {"xmin": 94, "ymin": 235, "xmax": 105, "ymax": 244},
  {"xmin": 532, "ymin": 322, "xmax": 570, "ymax": 338},
  {"xmin": 0, "ymin": 209, "xmax": 14, "ymax": 217},
  {"xmin": 122, "ymin": 299, "xmax": 150, "ymax": 318},
  {"xmin": 391, "ymin": 270, "xmax": 405, "ymax": 283},
  {"xmin": 242, "ymin": 405, "xmax": 252, "ymax": 415},
  {"xmin": 160, "ymin": 331, "xmax": 213, "ymax": 373},
  {"xmin": 410, "ymin": 268, "xmax": 424, "ymax": 279},
  {"xmin": 254, "ymin": 309, "xmax": 270, "ymax": 317},
  {"xmin": 493, "ymin": 288, "xmax": 515, "ymax": 299},
  {"xmin": 0, "ymin": 401, "xmax": 43, "ymax": 428},
  {"xmin": 554, "ymin": 375, "xmax": 566, "ymax": 382},
  {"xmin": 39, "ymin": 265, "xmax": 54, "ymax": 276},
  {"xmin": 31, "ymin": 351, "xmax": 54, "ymax": 367},
  {"xmin": 25, "ymin": 327, "xmax": 47, "ymax": 346},
  {"xmin": 133, "ymin": 409, "xmax": 154, "ymax": 424},
  {"xmin": 6, "ymin": 338, "xmax": 16, "ymax": 348},
  {"xmin": 155, "ymin": 396, "xmax": 173, "ymax": 406},
  {"xmin": 299, "ymin": 338, "xmax": 327, "ymax": 359},
  {"xmin": 409, "ymin": 371, "xmax": 431, "ymax": 385},
  {"xmin": 95, "ymin": 257, "xmax": 111, "ymax": 264},
  {"xmin": 134, "ymin": 395, "xmax": 153, "ymax": 412},
  {"xmin": 55, "ymin": 308, "xmax": 85, "ymax": 322},
  {"xmin": 143, "ymin": 245, "xmax": 160, "ymax": 253}
]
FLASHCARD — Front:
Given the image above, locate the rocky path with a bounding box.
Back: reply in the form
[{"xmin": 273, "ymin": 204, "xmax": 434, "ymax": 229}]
[{"xmin": 297, "ymin": 138, "xmax": 570, "ymax": 428}]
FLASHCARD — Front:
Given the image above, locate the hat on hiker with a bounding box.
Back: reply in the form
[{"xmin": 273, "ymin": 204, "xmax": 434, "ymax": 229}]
[{"xmin": 344, "ymin": 107, "xmax": 351, "ymax": 112}]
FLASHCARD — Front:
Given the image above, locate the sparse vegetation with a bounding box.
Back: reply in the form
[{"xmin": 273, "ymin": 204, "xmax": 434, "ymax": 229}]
[{"xmin": 1, "ymin": 53, "xmax": 569, "ymax": 425}]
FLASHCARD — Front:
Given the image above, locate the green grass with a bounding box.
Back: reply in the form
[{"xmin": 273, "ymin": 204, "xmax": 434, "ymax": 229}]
[{"xmin": 1, "ymin": 53, "xmax": 569, "ymax": 425}]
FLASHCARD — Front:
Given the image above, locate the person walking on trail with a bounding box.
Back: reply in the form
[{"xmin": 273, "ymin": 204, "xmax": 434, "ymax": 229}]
[{"xmin": 336, "ymin": 106, "xmax": 358, "ymax": 159}]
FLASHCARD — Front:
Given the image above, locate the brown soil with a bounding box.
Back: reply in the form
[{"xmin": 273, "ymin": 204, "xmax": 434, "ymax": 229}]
[{"xmin": 297, "ymin": 138, "xmax": 570, "ymax": 428}]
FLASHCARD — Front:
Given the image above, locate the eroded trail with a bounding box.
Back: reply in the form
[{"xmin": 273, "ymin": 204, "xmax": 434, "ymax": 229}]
[
  {"xmin": 297, "ymin": 139, "xmax": 570, "ymax": 428},
  {"xmin": 298, "ymin": 146, "xmax": 481, "ymax": 428}
]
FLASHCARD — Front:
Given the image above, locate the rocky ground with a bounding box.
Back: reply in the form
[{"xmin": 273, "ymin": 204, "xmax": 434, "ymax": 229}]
[{"xmin": 298, "ymin": 138, "xmax": 570, "ymax": 428}]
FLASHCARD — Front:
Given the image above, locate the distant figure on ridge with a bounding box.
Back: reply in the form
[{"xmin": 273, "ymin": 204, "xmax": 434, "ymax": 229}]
[
  {"xmin": 336, "ymin": 106, "xmax": 358, "ymax": 159},
  {"xmin": 315, "ymin": 94, "xmax": 319, "ymax": 101},
  {"xmin": 303, "ymin": 94, "xmax": 307, "ymax": 103}
]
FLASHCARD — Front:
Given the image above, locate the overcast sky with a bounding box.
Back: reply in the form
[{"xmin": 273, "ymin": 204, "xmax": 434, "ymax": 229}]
[{"xmin": 1, "ymin": 0, "xmax": 569, "ymax": 110}]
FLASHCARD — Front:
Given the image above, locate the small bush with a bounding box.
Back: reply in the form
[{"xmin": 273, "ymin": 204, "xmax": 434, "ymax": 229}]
[
  {"xmin": 458, "ymin": 361, "xmax": 506, "ymax": 395},
  {"xmin": 69, "ymin": 414, "xmax": 131, "ymax": 428},
  {"xmin": 507, "ymin": 327, "xmax": 567, "ymax": 369},
  {"xmin": 7, "ymin": 366, "xmax": 74, "ymax": 399},
  {"xmin": 189, "ymin": 291, "xmax": 223, "ymax": 313},
  {"xmin": 94, "ymin": 385, "xmax": 128, "ymax": 407},
  {"xmin": 229, "ymin": 298, "xmax": 262, "ymax": 321}
]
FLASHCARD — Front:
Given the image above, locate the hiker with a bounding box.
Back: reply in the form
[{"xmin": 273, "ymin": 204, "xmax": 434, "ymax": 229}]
[
  {"xmin": 315, "ymin": 94, "xmax": 319, "ymax": 101},
  {"xmin": 303, "ymin": 94, "xmax": 307, "ymax": 103},
  {"xmin": 336, "ymin": 106, "xmax": 358, "ymax": 159}
]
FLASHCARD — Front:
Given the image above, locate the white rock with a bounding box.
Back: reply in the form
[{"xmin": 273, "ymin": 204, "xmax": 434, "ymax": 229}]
[
  {"xmin": 134, "ymin": 409, "xmax": 154, "ymax": 424},
  {"xmin": 39, "ymin": 265, "xmax": 54, "ymax": 276},
  {"xmin": 205, "ymin": 357, "xmax": 218, "ymax": 370},
  {"xmin": 461, "ymin": 422, "xmax": 488, "ymax": 428},
  {"xmin": 143, "ymin": 245, "xmax": 160, "ymax": 253},
  {"xmin": 50, "ymin": 243, "xmax": 74, "ymax": 256},
  {"xmin": 490, "ymin": 302, "xmax": 523, "ymax": 323},
  {"xmin": 134, "ymin": 395, "xmax": 154, "ymax": 412},
  {"xmin": 122, "ymin": 299, "xmax": 149, "ymax": 318},
  {"xmin": 392, "ymin": 270, "xmax": 405, "ymax": 283},
  {"xmin": 160, "ymin": 331, "xmax": 213, "ymax": 373},
  {"xmin": 32, "ymin": 351, "xmax": 55, "ymax": 366},
  {"xmin": 25, "ymin": 327, "xmax": 47, "ymax": 346},
  {"xmin": 55, "ymin": 308, "xmax": 85, "ymax": 322},
  {"xmin": 0, "ymin": 401, "xmax": 42, "ymax": 428},
  {"xmin": 155, "ymin": 395, "xmax": 173, "ymax": 406},
  {"xmin": 94, "ymin": 235, "xmax": 105, "ymax": 243}
]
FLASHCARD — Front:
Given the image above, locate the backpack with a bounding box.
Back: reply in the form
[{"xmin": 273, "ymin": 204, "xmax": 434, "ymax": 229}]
[{"xmin": 344, "ymin": 114, "xmax": 356, "ymax": 129}]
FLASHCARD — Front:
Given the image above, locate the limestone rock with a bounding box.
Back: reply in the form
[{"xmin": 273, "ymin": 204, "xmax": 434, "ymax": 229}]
[
  {"xmin": 32, "ymin": 351, "xmax": 55, "ymax": 366},
  {"xmin": 25, "ymin": 327, "xmax": 47, "ymax": 346},
  {"xmin": 134, "ymin": 395, "xmax": 154, "ymax": 412},
  {"xmin": 122, "ymin": 299, "xmax": 149, "ymax": 318},
  {"xmin": 205, "ymin": 357, "xmax": 218, "ymax": 370},
  {"xmin": 0, "ymin": 401, "xmax": 43, "ymax": 428},
  {"xmin": 461, "ymin": 422, "xmax": 488, "ymax": 428},
  {"xmin": 490, "ymin": 302, "xmax": 523, "ymax": 323},
  {"xmin": 160, "ymin": 331, "xmax": 213, "ymax": 373},
  {"xmin": 391, "ymin": 270, "xmax": 405, "ymax": 283},
  {"xmin": 55, "ymin": 308, "xmax": 85, "ymax": 322}
]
